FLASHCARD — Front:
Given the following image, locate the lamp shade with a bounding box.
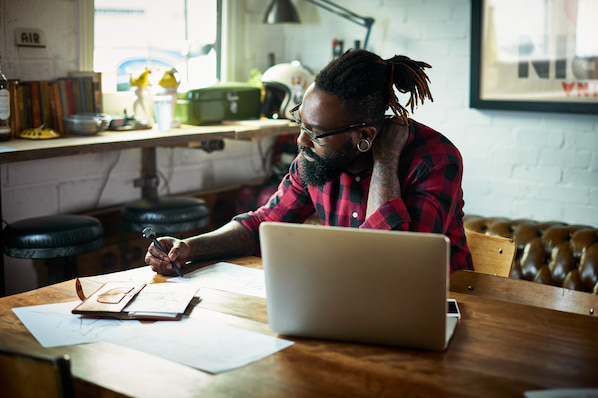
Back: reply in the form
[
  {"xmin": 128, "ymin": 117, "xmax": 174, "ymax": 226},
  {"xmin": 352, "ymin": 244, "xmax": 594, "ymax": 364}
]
[{"xmin": 263, "ymin": 0, "xmax": 300, "ymax": 24}]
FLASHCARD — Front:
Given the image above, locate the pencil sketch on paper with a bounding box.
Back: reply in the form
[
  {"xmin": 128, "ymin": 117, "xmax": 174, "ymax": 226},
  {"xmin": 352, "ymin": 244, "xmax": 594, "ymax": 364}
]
[
  {"xmin": 170, "ymin": 262, "xmax": 267, "ymax": 298},
  {"xmin": 123, "ymin": 283, "xmax": 199, "ymax": 314},
  {"xmin": 12, "ymin": 301, "xmax": 141, "ymax": 347}
]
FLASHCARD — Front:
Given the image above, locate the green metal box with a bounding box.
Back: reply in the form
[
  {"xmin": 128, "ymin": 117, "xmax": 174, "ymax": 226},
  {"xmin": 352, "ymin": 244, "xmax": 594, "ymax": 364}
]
[{"xmin": 180, "ymin": 83, "xmax": 261, "ymax": 125}]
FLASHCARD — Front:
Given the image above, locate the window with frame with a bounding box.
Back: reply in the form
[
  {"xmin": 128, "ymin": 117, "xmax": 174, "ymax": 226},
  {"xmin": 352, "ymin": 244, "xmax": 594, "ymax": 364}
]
[{"xmin": 94, "ymin": 0, "xmax": 221, "ymax": 94}]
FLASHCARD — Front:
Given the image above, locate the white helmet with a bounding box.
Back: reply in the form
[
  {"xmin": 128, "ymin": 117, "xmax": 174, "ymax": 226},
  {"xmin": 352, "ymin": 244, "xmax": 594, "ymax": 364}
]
[{"xmin": 261, "ymin": 62, "xmax": 314, "ymax": 119}]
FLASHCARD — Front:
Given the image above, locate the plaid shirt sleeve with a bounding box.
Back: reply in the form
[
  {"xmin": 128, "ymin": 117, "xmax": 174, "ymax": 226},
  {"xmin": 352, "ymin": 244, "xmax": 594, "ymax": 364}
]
[{"xmin": 361, "ymin": 120, "xmax": 472, "ymax": 272}]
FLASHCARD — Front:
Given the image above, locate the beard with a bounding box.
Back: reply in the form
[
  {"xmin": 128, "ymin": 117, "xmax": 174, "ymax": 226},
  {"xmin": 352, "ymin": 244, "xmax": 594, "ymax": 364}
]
[{"xmin": 298, "ymin": 140, "xmax": 359, "ymax": 186}]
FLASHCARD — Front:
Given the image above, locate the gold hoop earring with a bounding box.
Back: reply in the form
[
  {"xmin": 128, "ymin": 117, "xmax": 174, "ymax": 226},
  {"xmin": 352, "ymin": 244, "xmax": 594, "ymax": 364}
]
[{"xmin": 357, "ymin": 138, "xmax": 371, "ymax": 153}]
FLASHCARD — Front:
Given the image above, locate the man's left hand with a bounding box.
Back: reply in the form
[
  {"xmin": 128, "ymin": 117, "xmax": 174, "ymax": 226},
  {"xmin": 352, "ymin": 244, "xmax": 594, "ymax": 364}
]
[{"xmin": 371, "ymin": 117, "xmax": 409, "ymax": 165}]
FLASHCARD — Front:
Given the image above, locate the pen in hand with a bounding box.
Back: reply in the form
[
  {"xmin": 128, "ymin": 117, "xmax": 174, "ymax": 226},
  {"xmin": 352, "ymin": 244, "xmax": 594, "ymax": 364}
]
[{"xmin": 142, "ymin": 227, "xmax": 184, "ymax": 277}]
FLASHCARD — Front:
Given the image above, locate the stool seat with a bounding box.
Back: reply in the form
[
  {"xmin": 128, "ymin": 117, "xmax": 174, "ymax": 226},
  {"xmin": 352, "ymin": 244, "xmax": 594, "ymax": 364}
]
[
  {"xmin": 3, "ymin": 215, "xmax": 103, "ymax": 258},
  {"xmin": 3, "ymin": 214, "xmax": 104, "ymax": 285},
  {"xmin": 121, "ymin": 196, "xmax": 209, "ymax": 234}
]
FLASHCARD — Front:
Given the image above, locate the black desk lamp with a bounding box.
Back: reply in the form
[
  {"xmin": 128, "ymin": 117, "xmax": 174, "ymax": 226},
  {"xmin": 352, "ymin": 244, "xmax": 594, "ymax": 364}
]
[{"xmin": 263, "ymin": 0, "xmax": 375, "ymax": 49}]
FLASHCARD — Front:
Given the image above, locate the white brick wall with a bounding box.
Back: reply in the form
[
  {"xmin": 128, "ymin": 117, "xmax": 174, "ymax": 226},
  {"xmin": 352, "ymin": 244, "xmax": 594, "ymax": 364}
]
[{"xmin": 244, "ymin": 0, "xmax": 598, "ymax": 226}]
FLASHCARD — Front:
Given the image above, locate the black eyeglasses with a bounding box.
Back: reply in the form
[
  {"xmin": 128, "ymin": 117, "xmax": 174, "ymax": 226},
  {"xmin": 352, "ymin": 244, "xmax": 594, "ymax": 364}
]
[{"xmin": 289, "ymin": 104, "xmax": 375, "ymax": 145}]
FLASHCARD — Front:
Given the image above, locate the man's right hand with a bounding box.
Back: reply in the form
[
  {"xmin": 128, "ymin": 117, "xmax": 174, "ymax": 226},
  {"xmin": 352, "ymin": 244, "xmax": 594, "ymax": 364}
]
[
  {"xmin": 145, "ymin": 237, "xmax": 191, "ymax": 275},
  {"xmin": 144, "ymin": 221, "xmax": 258, "ymax": 275}
]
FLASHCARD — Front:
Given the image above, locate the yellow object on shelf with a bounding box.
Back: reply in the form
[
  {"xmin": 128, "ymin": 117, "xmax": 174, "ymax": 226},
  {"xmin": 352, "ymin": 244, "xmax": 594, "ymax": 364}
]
[
  {"xmin": 158, "ymin": 68, "xmax": 179, "ymax": 88},
  {"xmin": 130, "ymin": 68, "xmax": 152, "ymax": 88},
  {"xmin": 19, "ymin": 126, "xmax": 61, "ymax": 140}
]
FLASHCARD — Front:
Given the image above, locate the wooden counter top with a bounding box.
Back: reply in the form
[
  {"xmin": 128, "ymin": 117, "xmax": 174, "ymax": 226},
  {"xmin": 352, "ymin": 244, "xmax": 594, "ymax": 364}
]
[{"xmin": 0, "ymin": 120, "xmax": 299, "ymax": 164}]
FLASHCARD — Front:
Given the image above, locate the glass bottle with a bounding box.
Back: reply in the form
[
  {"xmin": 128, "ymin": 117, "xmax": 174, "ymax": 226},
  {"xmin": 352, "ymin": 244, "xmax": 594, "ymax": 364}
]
[{"xmin": 0, "ymin": 55, "xmax": 11, "ymax": 141}]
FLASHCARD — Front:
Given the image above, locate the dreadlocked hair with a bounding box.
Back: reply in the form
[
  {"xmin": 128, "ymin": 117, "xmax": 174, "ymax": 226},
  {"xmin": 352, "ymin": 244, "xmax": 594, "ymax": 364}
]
[{"xmin": 315, "ymin": 49, "xmax": 433, "ymax": 125}]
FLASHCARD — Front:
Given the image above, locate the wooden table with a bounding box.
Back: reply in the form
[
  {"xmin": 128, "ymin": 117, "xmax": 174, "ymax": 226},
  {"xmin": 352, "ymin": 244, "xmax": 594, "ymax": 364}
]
[
  {"xmin": 0, "ymin": 120, "xmax": 298, "ymax": 296},
  {"xmin": 1, "ymin": 257, "xmax": 597, "ymax": 397}
]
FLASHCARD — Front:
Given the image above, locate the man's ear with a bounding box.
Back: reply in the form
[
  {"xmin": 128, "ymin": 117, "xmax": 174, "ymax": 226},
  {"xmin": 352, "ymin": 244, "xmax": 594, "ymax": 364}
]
[{"xmin": 360, "ymin": 125, "xmax": 379, "ymax": 142}]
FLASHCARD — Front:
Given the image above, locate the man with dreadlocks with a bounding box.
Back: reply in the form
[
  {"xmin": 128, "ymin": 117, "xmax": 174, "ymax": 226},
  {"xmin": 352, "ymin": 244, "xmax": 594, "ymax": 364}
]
[{"xmin": 145, "ymin": 49, "xmax": 473, "ymax": 274}]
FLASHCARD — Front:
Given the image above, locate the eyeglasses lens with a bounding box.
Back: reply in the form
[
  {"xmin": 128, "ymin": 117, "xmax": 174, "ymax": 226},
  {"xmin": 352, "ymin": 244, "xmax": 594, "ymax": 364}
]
[{"xmin": 291, "ymin": 107, "xmax": 319, "ymax": 144}]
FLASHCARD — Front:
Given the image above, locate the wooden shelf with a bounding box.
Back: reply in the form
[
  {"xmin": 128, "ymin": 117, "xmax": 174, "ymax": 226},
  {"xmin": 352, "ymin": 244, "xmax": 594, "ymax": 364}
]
[{"xmin": 0, "ymin": 120, "xmax": 299, "ymax": 164}]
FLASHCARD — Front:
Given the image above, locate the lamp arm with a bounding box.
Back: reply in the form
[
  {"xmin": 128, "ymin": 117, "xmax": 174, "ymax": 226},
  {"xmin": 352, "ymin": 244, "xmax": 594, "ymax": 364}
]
[
  {"xmin": 304, "ymin": 0, "xmax": 375, "ymax": 47},
  {"xmin": 362, "ymin": 22, "xmax": 373, "ymax": 49},
  {"xmin": 304, "ymin": 0, "xmax": 372, "ymax": 27}
]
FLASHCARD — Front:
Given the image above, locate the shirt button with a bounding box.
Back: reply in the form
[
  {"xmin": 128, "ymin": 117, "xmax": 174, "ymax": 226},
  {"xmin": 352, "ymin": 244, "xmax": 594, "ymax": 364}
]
[
  {"xmin": 355, "ymin": 176, "xmax": 361, "ymax": 182},
  {"xmin": 352, "ymin": 211, "xmax": 359, "ymax": 219}
]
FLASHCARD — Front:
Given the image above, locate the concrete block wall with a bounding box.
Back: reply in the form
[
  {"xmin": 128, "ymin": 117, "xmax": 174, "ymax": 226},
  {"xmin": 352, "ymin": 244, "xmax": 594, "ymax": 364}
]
[{"xmin": 0, "ymin": 138, "xmax": 276, "ymax": 294}]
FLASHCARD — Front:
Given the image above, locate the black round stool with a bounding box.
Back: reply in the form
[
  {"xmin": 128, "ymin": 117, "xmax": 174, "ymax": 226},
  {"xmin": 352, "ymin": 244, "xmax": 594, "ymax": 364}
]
[
  {"xmin": 121, "ymin": 196, "xmax": 209, "ymax": 234},
  {"xmin": 2, "ymin": 215, "xmax": 104, "ymax": 284}
]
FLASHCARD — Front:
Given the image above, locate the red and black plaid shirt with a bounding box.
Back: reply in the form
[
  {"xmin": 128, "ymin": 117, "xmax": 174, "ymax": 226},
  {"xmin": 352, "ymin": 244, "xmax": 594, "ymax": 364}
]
[{"xmin": 235, "ymin": 119, "xmax": 473, "ymax": 273}]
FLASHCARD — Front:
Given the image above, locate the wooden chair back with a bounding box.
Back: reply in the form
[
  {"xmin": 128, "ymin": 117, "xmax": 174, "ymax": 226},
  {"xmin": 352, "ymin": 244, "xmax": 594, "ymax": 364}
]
[
  {"xmin": 465, "ymin": 230, "xmax": 516, "ymax": 277},
  {"xmin": 0, "ymin": 347, "xmax": 74, "ymax": 398},
  {"xmin": 450, "ymin": 270, "xmax": 598, "ymax": 317}
]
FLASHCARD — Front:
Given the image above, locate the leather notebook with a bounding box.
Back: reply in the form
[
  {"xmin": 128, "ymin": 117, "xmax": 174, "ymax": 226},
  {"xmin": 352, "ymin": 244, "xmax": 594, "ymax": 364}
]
[{"xmin": 72, "ymin": 279, "xmax": 200, "ymax": 320}]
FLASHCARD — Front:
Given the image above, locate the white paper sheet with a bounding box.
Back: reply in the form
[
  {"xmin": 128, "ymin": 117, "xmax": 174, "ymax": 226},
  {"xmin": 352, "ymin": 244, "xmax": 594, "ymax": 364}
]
[
  {"xmin": 13, "ymin": 302, "xmax": 292, "ymax": 374},
  {"xmin": 105, "ymin": 309, "xmax": 293, "ymax": 374},
  {"xmin": 87, "ymin": 264, "xmax": 157, "ymax": 283},
  {"xmin": 169, "ymin": 262, "xmax": 267, "ymax": 298},
  {"xmin": 12, "ymin": 301, "xmax": 142, "ymax": 347},
  {"xmin": 124, "ymin": 282, "xmax": 199, "ymax": 315}
]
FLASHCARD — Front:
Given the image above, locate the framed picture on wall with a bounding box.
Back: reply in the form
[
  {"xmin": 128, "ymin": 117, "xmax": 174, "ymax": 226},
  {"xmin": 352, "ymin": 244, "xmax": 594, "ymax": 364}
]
[{"xmin": 470, "ymin": 0, "xmax": 598, "ymax": 114}]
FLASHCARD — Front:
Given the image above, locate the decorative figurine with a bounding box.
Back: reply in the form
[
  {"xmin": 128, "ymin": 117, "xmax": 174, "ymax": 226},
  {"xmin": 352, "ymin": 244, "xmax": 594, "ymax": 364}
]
[
  {"xmin": 158, "ymin": 68, "xmax": 181, "ymax": 128},
  {"xmin": 130, "ymin": 68, "xmax": 153, "ymax": 126}
]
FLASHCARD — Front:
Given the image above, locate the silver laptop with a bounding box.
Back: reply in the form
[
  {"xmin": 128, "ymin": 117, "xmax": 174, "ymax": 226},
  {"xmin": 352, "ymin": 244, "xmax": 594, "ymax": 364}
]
[{"xmin": 259, "ymin": 222, "xmax": 458, "ymax": 351}]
